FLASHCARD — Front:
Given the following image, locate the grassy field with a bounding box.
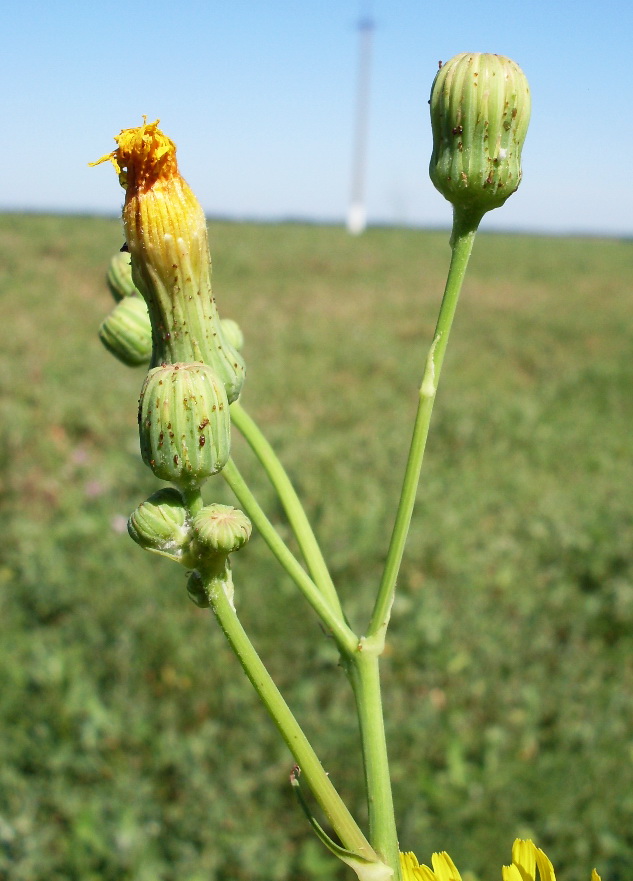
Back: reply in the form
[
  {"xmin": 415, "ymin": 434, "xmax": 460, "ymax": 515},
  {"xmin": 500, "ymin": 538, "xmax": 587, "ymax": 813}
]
[{"xmin": 1, "ymin": 213, "xmax": 632, "ymax": 881}]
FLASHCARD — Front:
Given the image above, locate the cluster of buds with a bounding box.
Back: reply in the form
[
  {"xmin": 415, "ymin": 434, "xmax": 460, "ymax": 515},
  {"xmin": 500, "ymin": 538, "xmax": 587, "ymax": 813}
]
[
  {"xmin": 128, "ymin": 489, "xmax": 251, "ymax": 606},
  {"xmin": 93, "ymin": 120, "xmax": 251, "ymax": 598}
]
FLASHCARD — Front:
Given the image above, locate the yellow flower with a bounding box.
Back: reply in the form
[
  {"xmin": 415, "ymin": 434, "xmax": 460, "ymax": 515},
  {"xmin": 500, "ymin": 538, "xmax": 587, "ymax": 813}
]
[
  {"xmin": 503, "ymin": 839, "xmax": 601, "ymax": 881},
  {"xmin": 400, "ymin": 840, "xmax": 601, "ymax": 881},
  {"xmin": 91, "ymin": 119, "xmax": 245, "ymax": 402},
  {"xmin": 400, "ymin": 850, "xmax": 462, "ymax": 881}
]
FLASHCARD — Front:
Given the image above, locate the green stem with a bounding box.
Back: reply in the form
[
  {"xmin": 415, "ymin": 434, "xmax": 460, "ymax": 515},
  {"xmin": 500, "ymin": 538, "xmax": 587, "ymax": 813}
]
[
  {"xmin": 182, "ymin": 486, "xmax": 204, "ymax": 516},
  {"xmin": 367, "ymin": 208, "xmax": 481, "ymax": 642},
  {"xmin": 230, "ymin": 400, "xmax": 343, "ymax": 619},
  {"xmin": 221, "ymin": 458, "xmax": 358, "ymax": 655},
  {"xmin": 203, "ymin": 567, "xmax": 376, "ymax": 862},
  {"xmin": 347, "ymin": 651, "xmax": 401, "ymax": 880}
]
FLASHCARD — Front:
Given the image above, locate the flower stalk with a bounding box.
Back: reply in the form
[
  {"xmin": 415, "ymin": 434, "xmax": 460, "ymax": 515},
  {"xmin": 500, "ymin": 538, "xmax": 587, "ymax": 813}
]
[
  {"xmin": 200, "ymin": 561, "xmax": 380, "ymax": 867},
  {"xmin": 368, "ymin": 209, "xmax": 479, "ymax": 644},
  {"xmin": 92, "ymin": 53, "xmax": 535, "ymax": 877}
]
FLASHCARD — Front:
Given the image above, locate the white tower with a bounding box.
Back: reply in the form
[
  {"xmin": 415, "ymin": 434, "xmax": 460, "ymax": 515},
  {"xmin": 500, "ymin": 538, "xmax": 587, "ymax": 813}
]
[{"xmin": 347, "ymin": 4, "xmax": 375, "ymax": 235}]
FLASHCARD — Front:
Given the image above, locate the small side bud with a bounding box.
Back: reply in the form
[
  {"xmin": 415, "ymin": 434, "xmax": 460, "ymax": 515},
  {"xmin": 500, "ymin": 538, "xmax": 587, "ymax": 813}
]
[
  {"xmin": 192, "ymin": 504, "xmax": 252, "ymax": 557},
  {"xmin": 106, "ymin": 251, "xmax": 140, "ymax": 301},
  {"xmin": 220, "ymin": 318, "xmax": 244, "ymax": 353},
  {"xmin": 128, "ymin": 488, "xmax": 191, "ymax": 561},
  {"xmin": 99, "ymin": 297, "xmax": 152, "ymax": 366},
  {"xmin": 186, "ymin": 570, "xmax": 209, "ymax": 607},
  {"xmin": 429, "ymin": 53, "xmax": 531, "ymax": 221},
  {"xmin": 139, "ymin": 362, "xmax": 231, "ymax": 488}
]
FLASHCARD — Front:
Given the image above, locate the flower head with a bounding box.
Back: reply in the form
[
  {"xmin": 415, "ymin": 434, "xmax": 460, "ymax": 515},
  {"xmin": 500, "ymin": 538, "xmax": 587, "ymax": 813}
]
[
  {"xmin": 429, "ymin": 53, "xmax": 531, "ymax": 226},
  {"xmin": 400, "ymin": 850, "xmax": 462, "ymax": 881},
  {"xmin": 91, "ymin": 117, "xmax": 178, "ymax": 191},
  {"xmin": 92, "ymin": 119, "xmax": 245, "ymax": 402},
  {"xmin": 400, "ymin": 841, "xmax": 601, "ymax": 881}
]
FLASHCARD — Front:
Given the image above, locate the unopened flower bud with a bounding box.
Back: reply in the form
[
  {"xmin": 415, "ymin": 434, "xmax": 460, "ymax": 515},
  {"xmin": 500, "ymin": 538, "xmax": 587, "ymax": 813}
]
[
  {"xmin": 429, "ymin": 53, "xmax": 530, "ymax": 222},
  {"xmin": 139, "ymin": 362, "xmax": 231, "ymax": 488},
  {"xmin": 99, "ymin": 296, "xmax": 152, "ymax": 366},
  {"xmin": 128, "ymin": 488, "xmax": 191, "ymax": 561},
  {"xmin": 220, "ymin": 318, "xmax": 244, "ymax": 353},
  {"xmin": 192, "ymin": 504, "xmax": 251, "ymax": 557},
  {"xmin": 106, "ymin": 251, "xmax": 140, "ymax": 301}
]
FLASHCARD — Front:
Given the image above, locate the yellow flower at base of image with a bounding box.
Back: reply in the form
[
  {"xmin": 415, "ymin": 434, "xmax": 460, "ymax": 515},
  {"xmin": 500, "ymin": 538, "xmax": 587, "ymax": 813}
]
[
  {"xmin": 400, "ymin": 850, "xmax": 462, "ymax": 881},
  {"xmin": 400, "ymin": 839, "xmax": 602, "ymax": 881}
]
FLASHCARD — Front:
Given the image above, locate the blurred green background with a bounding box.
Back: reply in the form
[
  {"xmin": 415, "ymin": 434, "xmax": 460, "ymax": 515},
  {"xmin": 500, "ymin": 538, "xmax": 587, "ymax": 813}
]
[{"xmin": 1, "ymin": 215, "xmax": 632, "ymax": 881}]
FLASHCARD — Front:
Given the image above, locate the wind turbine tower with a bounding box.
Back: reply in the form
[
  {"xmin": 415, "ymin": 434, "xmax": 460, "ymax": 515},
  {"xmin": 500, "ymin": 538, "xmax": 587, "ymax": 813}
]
[{"xmin": 347, "ymin": 3, "xmax": 375, "ymax": 235}]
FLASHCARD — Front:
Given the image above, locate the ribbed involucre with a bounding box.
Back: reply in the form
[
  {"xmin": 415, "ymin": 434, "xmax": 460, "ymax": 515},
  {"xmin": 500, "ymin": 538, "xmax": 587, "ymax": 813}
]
[
  {"xmin": 99, "ymin": 296, "xmax": 152, "ymax": 366},
  {"xmin": 138, "ymin": 362, "xmax": 231, "ymax": 488},
  {"xmin": 106, "ymin": 251, "xmax": 140, "ymax": 301},
  {"xmin": 429, "ymin": 53, "xmax": 531, "ymax": 217}
]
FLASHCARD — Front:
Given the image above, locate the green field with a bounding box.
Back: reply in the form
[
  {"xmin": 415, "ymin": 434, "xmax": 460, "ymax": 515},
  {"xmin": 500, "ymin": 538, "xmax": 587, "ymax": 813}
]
[{"xmin": 1, "ymin": 214, "xmax": 632, "ymax": 881}]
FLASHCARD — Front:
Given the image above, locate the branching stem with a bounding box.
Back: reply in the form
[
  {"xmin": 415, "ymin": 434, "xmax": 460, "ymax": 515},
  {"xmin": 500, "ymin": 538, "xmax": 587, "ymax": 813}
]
[
  {"xmin": 203, "ymin": 567, "xmax": 377, "ymax": 863},
  {"xmin": 368, "ymin": 209, "xmax": 481, "ymax": 642},
  {"xmin": 230, "ymin": 400, "xmax": 344, "ymax": 619},
  {"xmin": 221, "ymin": 458, "xmax": 358, "ymax": 654}
]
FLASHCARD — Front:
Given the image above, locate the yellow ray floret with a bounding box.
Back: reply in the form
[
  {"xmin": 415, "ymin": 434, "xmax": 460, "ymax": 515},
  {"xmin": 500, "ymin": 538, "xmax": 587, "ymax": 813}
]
[
  {"xmin": 90, "ymin": 117, "xmax": 178, "ymax": 190},
  {"xmin": 401, "ymin": 840, "xmax": 602, "ymax": 881},
  {"xmin": 400, "ymin": 850, "xmax": 461, "ymax": 881}
]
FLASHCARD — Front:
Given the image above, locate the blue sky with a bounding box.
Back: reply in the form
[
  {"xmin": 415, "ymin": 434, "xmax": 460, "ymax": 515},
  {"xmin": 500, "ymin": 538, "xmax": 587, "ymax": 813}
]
[{"xmin": 3, "ymin": 0, "xmax": 632, "ymax": 234}]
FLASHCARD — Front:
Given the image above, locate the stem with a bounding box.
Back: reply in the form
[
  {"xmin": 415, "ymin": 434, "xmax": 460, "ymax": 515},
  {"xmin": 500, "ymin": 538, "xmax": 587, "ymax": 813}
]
[
  {"xmin": 230, "ymin": 400, "xmax": 343, "ymax": 618},
  {"xmin": 368, "ymin": 208, "xmax": 481, "ymax": 642},
  {"xmin": 347, "ymin": 651, "xmax": 401, "ymax": 880},
  {"xmin": 182, "ymin": 486, "xmax": 204, "ymax": 516},
  {"xmin": 221, "ymin": 458, "xmax": 358, "ymax": 655},
  {"xmin": 203, "ymin": 567, "xmax": 376, "ymax": 862}
]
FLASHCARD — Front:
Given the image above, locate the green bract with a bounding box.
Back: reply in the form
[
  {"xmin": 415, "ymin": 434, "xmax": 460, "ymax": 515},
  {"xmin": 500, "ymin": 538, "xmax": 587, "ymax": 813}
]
[
  {"xmin": 429, "ymin": 53, "xmax": 531, "ymax": 220},
  {"xmin": 127, "ymin": 487, "xmax": 191, "ymax": 561},
  {"xmin": 220, "ymin": 318, "xmax": 244, "ymax": 353},
  {"xmin": 138, "ymin": 362, "xmax": 231, "ymax": 488},
  {"xmin": 99, "ymin": 296, "xmax": 152, "ymax": 366},
  {"xmin": 106, "ymin": 251, "xmax": 139, "ymax": 301}
]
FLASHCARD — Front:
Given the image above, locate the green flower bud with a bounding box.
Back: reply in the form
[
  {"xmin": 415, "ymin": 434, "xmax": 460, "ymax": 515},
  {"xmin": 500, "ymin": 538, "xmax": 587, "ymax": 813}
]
[
  {"xmin": 128, "ymin": 488, "xmax": 191, "ymax": 561},
  {"xmin": 220, "ymin": 318, "xmax": 244, "ymax": 353},
  {"xmin": 192, "ymin": 504, "xmax": 252, "ymax": 556},
  {"xmin": 99, "ymin": 296, "xmax": 152, "ymax": 366},
  {"xmin": 429, "ymin": 53, "xmax": 531, "ymax": 221},
  {"xmin": 139, "ymin": 362, "xmax": 231, "ymax": 488},
  {"xmin": 106, "ymin": 251, "xmax": 140, "ymax": 301}
]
